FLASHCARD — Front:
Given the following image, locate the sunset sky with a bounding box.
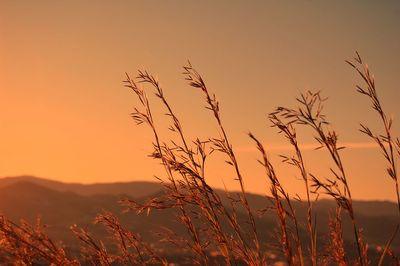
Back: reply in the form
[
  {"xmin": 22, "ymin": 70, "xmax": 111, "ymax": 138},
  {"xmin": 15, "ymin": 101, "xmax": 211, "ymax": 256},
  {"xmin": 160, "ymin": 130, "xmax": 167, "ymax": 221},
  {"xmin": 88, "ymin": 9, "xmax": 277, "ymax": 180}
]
[{"xmin": 1, "ymin": 1, "xmax": 399, "ymax": 201}]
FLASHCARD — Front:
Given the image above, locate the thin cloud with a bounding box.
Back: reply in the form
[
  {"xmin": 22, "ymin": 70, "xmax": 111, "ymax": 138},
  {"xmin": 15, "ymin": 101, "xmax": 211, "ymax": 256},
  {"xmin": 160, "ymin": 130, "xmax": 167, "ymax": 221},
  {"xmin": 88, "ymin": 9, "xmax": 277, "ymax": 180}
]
[{"xmin": 237, "ymin": 142, "xmax": 380, "ymax": 153}]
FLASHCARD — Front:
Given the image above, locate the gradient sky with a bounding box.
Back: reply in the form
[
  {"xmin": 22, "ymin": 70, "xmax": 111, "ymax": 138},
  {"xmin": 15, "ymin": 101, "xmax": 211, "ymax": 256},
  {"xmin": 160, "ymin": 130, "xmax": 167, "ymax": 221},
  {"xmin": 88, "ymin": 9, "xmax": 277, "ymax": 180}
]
[{"xmin": 1, "ymin": 1, "xmax": 399, "ymax": 201}]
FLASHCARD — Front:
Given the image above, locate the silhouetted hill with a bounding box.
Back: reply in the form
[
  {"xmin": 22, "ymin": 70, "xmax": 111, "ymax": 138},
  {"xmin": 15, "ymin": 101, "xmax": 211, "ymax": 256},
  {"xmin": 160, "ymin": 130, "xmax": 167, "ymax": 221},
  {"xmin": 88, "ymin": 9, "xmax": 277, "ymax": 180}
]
[
  {"xmin": 0, "ymin": 175, "xmax": 163, "ymax": 198},
  {"xmin": 0, "ymin": 178, "xmax": 182, "ymax": 252},
  {"xmin": 0, "ymin": 176, "xmax": 398, "ymax": 262}
]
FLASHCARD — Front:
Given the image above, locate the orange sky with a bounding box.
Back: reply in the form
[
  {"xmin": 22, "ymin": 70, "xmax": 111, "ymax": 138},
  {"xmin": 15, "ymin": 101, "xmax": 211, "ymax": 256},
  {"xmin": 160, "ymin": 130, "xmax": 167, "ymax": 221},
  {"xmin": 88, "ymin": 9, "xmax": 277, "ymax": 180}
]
[{"xmin": 0, "ymin": 1, "xmax": 399, "ymax": 201}]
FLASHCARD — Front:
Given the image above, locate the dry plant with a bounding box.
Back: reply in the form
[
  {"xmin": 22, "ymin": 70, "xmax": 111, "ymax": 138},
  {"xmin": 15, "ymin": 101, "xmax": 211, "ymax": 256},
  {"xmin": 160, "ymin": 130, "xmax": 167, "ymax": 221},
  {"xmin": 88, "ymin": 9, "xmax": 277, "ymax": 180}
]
[
  {"xmin": 346, "ymin": 52, "xmax": 400, "ymax": 265},
  {"xmin": 268, "ymin": 112, "xmax": 318, "ymax": 265},
  {"xmin": 249, "ymin": 132, "xmax": 304, "ymax": 266},
  {"xmin": 120, "ymin": 64, "xmax": 266, "ymax": 265},
  {"xmin": 271, "ymin": 89, "xmax": 369, "ymax": 265},
  {"xmin": 70, "ymin": 212, "xmax": 168, "ymax": 266},
  {"xmin": 0, "ymin": 215, "xmax": 78, "ymax": 265},
  {"xmin": 327, "ymin": 207, "xmax": 346, "ymax": 266},
  {"xmin": 0, "ymin": 52, "xmax": 398, "ymax": 265}
]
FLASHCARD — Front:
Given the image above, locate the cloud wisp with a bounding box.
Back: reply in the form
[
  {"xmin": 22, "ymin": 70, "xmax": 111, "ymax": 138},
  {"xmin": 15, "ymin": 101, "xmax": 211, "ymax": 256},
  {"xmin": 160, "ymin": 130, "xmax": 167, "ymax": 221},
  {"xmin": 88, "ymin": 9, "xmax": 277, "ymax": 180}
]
[{"xmin": 237, "ymin": 142, "xmax": 381, "ymax": 153}]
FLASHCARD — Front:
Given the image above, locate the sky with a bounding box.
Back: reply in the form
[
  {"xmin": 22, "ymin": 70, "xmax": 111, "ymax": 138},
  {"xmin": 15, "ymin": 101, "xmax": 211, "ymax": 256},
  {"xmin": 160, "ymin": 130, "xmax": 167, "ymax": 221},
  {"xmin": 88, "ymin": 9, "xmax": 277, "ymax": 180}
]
[{"xmin": 0, "ymin": 1, "xmax": 399, "ymax": 201}]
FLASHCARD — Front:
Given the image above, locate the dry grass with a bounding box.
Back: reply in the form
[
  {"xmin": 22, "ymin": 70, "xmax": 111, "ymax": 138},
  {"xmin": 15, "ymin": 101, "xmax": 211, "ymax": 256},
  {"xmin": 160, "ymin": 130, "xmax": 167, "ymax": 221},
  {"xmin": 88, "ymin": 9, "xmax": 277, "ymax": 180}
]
[
  {"xmin": 0, "ymin": 53, "xmax": 399, "ymax": 265},
  {"xmin": 0, "ymin": 216, "xmax": 79, "ymax": 265}
]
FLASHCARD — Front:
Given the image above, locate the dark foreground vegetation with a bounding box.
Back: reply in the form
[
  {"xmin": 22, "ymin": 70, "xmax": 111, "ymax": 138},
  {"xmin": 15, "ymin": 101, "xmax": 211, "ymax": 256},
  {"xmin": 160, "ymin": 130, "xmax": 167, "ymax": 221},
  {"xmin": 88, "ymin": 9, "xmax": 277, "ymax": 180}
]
[{"xmin": 0, "ymin": 53, "xmax": 399, "ymax": 265}]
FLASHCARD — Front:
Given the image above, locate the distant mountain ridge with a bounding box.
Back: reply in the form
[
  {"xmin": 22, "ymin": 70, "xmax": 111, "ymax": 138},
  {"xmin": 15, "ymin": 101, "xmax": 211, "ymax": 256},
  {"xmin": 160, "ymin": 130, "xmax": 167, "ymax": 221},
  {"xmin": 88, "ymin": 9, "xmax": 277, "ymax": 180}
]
[
  {"xmin": 0, "ymin": 176, "xmax": 398, "ymax": 261},
  {"xmin": 0, "ymin": 175, "xmax": 398, "ymax": 223},
  {"xmin": 0, "ymin": 175, "xmax": 163, "ymax": 198}
]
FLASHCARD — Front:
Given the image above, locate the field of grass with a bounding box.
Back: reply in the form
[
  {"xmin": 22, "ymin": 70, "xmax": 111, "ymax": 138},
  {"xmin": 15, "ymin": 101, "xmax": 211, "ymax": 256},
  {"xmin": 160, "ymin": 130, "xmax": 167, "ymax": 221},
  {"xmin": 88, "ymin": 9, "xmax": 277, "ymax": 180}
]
[{"xmin": 0, "ymin": 53, "xmax": 399, "ymax": 265}]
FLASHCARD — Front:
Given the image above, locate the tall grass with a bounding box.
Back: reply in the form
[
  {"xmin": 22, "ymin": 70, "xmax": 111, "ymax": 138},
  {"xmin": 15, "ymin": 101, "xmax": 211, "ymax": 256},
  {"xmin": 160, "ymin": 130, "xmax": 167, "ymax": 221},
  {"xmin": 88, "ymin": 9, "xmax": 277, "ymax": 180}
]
[{"xmin": 0, "ymin": 53, "xmax": 398, "ymax": 265}]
